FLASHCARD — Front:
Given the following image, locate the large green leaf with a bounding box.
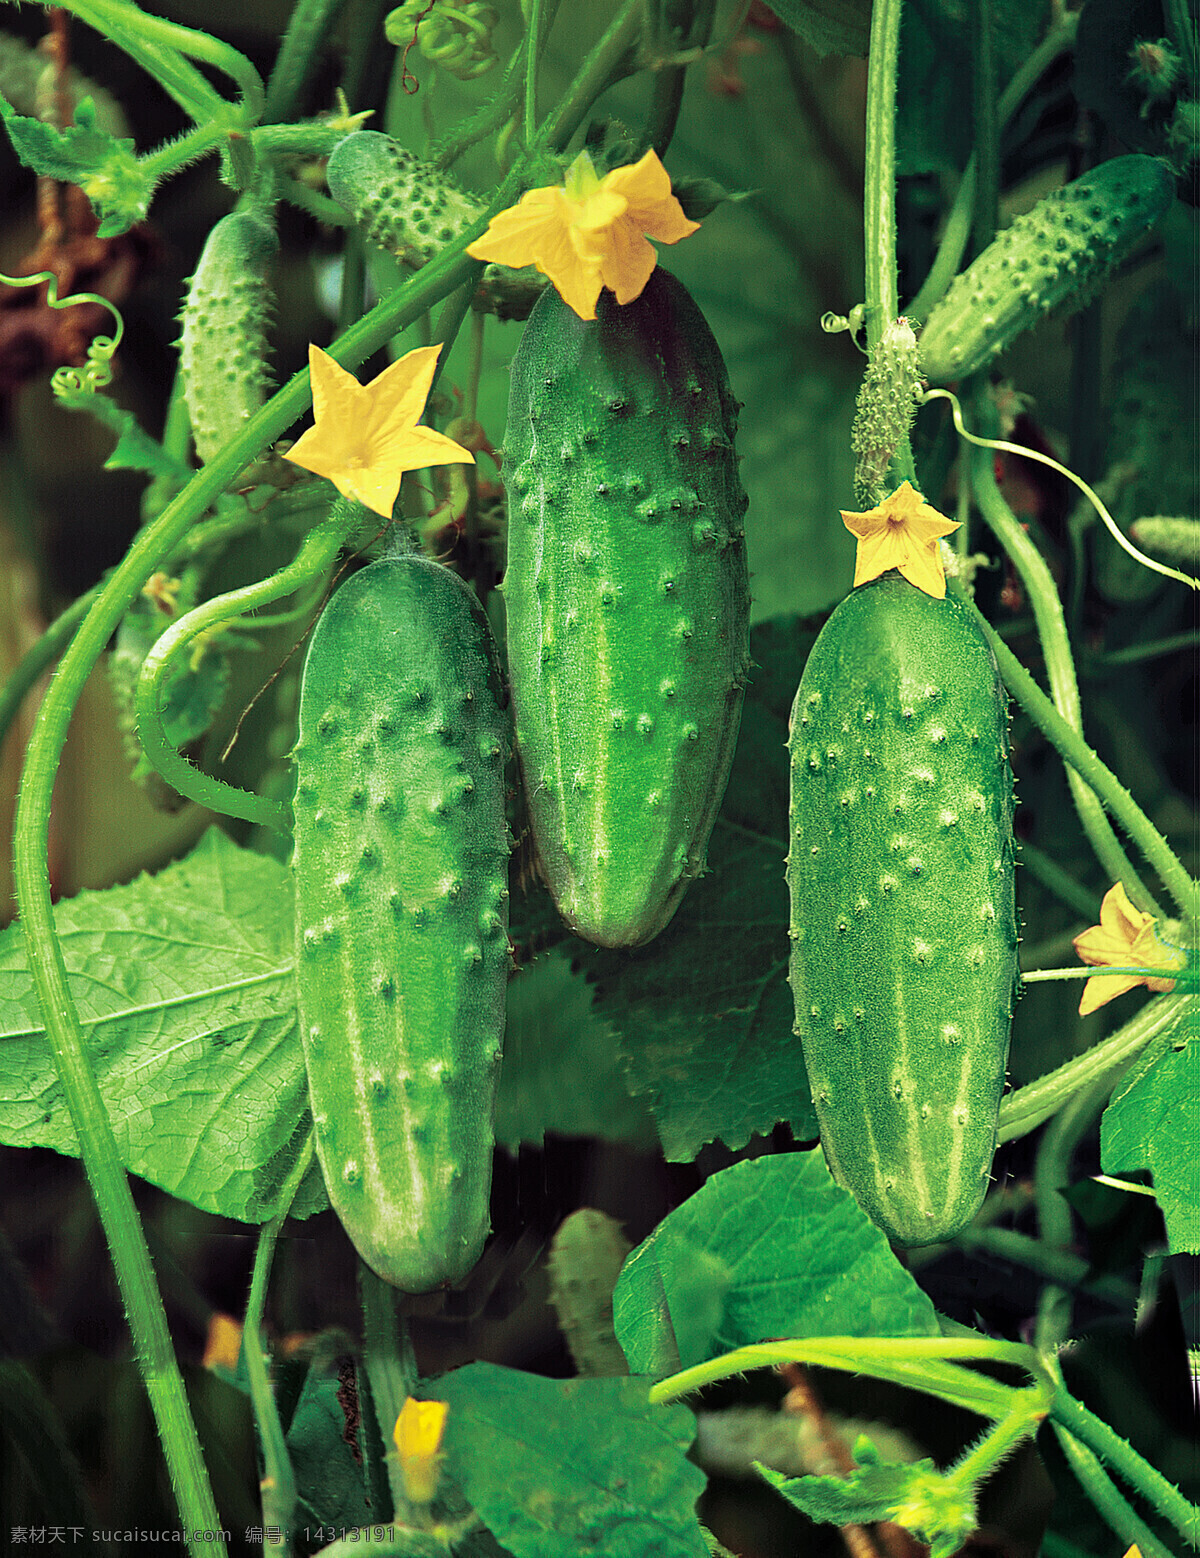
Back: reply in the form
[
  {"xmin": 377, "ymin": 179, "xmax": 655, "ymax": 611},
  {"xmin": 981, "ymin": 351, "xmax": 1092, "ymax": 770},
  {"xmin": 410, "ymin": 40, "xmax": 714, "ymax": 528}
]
[
  {"xmin": 613, "ymin": 1151, "xmax": 939, "ymax": 1377},
  {"xmin": 0, "ymin": 829, "xmax": 324, "ymax": 1222},
  {"xmin": 766, "ymin": 0, "xmax": 872, "ymax": 56},
  {"xmin": 435, "ymin": 1364, "xmax": 708, "ymax": 1558},
  {"xmin": 575, "ymin": 616, "xmax": 822, "ymax": 1162},
  {"xmin": 895, "ymin": 0, "xmax": 1049, "ymax": 176}
]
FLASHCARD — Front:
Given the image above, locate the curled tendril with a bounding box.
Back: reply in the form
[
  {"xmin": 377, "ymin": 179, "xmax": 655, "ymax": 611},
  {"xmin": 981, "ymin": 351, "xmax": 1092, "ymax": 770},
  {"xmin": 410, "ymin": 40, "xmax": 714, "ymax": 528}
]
[
  {"xmin": 820, "ymin": 303, "xmax": 869, "ymax": 354},
  {"xmin": 385, "ymin": 0, "xmax": 501, "ymax": 81},
  {"xmin": 0, "ymin": 269, "xmax": 124, "ymax": 397},
  {"xmin": 926, "ymin": 386, "xmax": 1200, "ymax": 594}
]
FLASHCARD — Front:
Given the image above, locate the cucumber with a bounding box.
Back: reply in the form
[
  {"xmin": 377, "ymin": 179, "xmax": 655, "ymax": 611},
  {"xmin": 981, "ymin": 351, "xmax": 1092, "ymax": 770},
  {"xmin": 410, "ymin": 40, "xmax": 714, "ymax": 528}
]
[
  {"xmin": 786, "ymin": 572, "xmax": 1018, "ymax": 1246},
  {"xmin": 502, "ymin": 267, "xmax": 751, "ymax": 948},
  {"xmin": 325, "ymin": 131, "xmax": 542, "ymax": 319},
  {"xmin": 178, "ymin": 209, "xmax": 277, "ymax": 464},
  {"xmin": 918, "ymin": 155, "xmax": 1175, "ymax": 384},
  {"xmin": 292, "ymin": 554, "xmax": 510, "ymax": 1290}
]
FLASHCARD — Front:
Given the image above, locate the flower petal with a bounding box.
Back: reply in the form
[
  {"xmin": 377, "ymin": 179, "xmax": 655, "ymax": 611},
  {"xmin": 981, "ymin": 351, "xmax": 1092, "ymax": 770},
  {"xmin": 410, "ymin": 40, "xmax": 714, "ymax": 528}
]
[
  {"xmin": 306, "ymin": 343, "xmax": 368, "ymax": 429},
  {"xmin": 604, "ymin": 150, "xmax": 700, "ymax": 245},
  {"xmin": 597, "ymin": 218, "xmax": 659, "ymax": 305},
  {"xmin": 900, "ymin": 541, "xmax": 949, "ymax": 599},
  {"xmin": 361, "ymin": 345, "xmax": 444, "ymax": 444},
  {"xmin": 466, "ymin": 187, "xmax": 565, "ymax": 268},
  {"xmin": 1079, "ymin": 971, "xmax": 1143, "ymax": 1017},
  {"xmin": 851, "ymin": 524, "xmax": 904, "ymax": 587},
  {"xmin": 331, "ymin": 462, "xmax": 403, "ymax": 520}
]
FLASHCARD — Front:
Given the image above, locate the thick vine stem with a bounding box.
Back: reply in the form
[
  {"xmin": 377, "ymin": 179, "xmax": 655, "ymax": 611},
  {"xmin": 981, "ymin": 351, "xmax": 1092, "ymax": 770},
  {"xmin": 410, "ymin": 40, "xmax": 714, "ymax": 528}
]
[
  {"xmin": 649, "ymin": 1336, "xmax": 1054, "ymax": 1419},
  {"xmin": 1052, "ymin": 1428, "xmax": 1174, "ymax": 1558},
  {"xmin": 134, "ymin": 509, "xmax": 355, "ymax": 829},
  {"xmin": 1050, "ymin": 1388, "xmax": 1200, "ymax": 1550},
  {"xmin": 997, "ymin": 993, "xmax": 1193, "ymax": 1142}
]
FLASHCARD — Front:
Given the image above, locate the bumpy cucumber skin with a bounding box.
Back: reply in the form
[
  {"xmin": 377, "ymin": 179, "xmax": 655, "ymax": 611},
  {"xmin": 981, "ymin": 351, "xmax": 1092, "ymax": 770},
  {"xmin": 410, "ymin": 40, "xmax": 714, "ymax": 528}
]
[
  {"xmin": 918, "ymin": 155, "xmax": 1174, "ymax": 384},
  {"xmin": 503, "ymin": 268, "xmax": 751, "ymax": 948},
  {"xmin": 326, "ymin": 131, "xmax": 543, "ymax": 319},
  {"xmin": 179, "ymin": 211, "xmax": 277, "ymax": 464},
  {"xmin": 786, "ymin": 573, "xmax": 1018, "ymax": 1246},
  {"xmin": 293, "ymin": 556, "xmax": 510, "ymax": 1291}
]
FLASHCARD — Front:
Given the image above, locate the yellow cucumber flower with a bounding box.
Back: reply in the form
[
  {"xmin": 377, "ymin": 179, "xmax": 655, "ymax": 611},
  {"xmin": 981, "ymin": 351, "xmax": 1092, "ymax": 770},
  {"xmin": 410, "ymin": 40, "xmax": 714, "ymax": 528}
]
[
  {"xmin": 1072, "ymin": 882, "xmax": 1186, "ymax": 1015},
  {"xmin": 467, "ymin": 148, "xmax": 700, "ymax": 321},
  {"xmin": 394, "ymin": 1396, "xmax": 449, "ymax": 1505},
  {"xmin": 840, "ymin": 481, "xmax": 961, "ymax": 598},
  {"xmin": 283, "ymin": 343, "xmax": 474, "ymax": 520}
]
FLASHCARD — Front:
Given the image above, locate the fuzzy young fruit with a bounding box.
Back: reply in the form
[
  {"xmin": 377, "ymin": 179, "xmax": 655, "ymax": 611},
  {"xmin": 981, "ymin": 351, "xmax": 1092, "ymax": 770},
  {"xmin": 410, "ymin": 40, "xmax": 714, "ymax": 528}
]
[
  {"xmin": 787, "ymin": 573, "xmax": 1018, "ymax": 1245},
  {"xmin": 178, "ymin": 209, "xmax": 277, "ymax": 463},
  {"xmin": 502, "ymin": 267, "xmax": 751, "ymax": 948},
  {"xmin": 292, "ymin": 554, "xmax": 510, "ymax": 1290}
]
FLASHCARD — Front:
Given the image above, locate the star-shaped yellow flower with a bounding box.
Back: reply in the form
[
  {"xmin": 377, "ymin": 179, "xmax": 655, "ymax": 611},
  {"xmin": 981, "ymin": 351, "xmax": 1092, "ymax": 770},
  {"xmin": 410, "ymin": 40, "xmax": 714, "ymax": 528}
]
[
  {"xmin": 283, "ymin": 344, "xmax": 474, "ymax": 520},
  {"xmin": 394, "ymin": 1396, "xmax": 448, "ymax": 1505},
  {"xmin": 841, "ymin": 481, "xmax": 962, "ymax": 598},
  {"xmin": 466, "ymin": 148, "xmax": 700, "ymax": 321},
  {"xmin": 1072, "ymin": 882, "xmax": 1186, "ymax": 1016}
]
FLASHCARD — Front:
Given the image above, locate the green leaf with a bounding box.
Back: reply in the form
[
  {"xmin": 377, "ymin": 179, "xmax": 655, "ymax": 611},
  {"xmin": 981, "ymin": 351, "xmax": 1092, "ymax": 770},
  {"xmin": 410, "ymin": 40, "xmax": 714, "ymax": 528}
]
[
  {"xmin": 574, "ymin": 617, "xmax": 822, "ymax": 1163},
  {"xmin": 0, "ymin": 96, "xmax": 154, "ymax": 235},
  {"xmin": 0, "ymin": 829, "xmax": 324, "ymax": 1223},
  {"xmin": 765, "ymin": 0, "xmax": 872, "ymax": 56},
  {"xmin": 1101, "ymin": 1005, "xmax": 1200, "ymax": 1254},
  {"xmin": 286, "ymin": 1363, "xmax": 374, "ymax": 1532},
  {"xmin": 0, "ymin": 834, "xmax": 657, "ymax": 1223},
  {"xmin": 58, "ymin": 389, "xmax": 191, "ymax": 480},
  {"xmin": 497, "ymin": 951, "xmax": 657, "ymax": 1151},
  {"xmin": 434, "ymin": 1364, "xmax": 709, "ymax": 1558},
  {"xmin": 613, "ymin": 1152, "xmax": 939, "ymax": 1377},
  {"xmin": 896, "ymin": 0, "xmax": 1048, "ymax": 175},
  {"xmin": 756, "ymin": 1441, "xmax": 977, "ymax": 1558}
]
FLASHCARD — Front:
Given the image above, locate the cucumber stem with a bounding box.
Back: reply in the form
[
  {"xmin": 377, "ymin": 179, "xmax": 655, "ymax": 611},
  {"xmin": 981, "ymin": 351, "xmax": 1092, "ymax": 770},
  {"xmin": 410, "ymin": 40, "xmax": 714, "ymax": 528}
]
[
  {"xmin": 1050, "ymin": 1386, "xmax": 1200, "ymax": 1551},
  {"xmin": 242, "ymin": 1138, "xmax": 314, "ymax": 1551},
  {"xmin": 996, "ymin": 994, "xmax": 1194, "ymax": 1143}
]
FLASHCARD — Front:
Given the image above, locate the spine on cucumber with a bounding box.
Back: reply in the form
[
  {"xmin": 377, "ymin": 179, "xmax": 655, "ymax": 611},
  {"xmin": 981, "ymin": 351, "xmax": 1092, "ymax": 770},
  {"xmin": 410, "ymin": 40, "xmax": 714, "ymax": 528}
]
[
  {"xmin": 786, "ymin": 573, "xmax": 1018, "ymax": 1245},
  {"xmin": 918, "ymin": 154, "xmax": 1174, "ymax": 384},
  {"xmin": 502, "ymin": 267, "xmax": 751, "ymax": 948},
  {"xmin": 292, "ymin": 554, "xmax": 510, "ymax": 1290}
]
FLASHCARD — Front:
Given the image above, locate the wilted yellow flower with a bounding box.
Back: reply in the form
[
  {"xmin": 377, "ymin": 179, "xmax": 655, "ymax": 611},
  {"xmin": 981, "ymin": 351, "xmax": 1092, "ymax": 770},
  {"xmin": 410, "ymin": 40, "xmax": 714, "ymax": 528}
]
[
  {"xmin": 467, "ymin": 148, "xmax": 700, "ymax": 321},
  {"xmin": 841, "ymin": 481, "xmax": 961, "ymax": 598},
  {"xmin": 283, "ymin": 344, "xmax": 474, "ymax": 520}
]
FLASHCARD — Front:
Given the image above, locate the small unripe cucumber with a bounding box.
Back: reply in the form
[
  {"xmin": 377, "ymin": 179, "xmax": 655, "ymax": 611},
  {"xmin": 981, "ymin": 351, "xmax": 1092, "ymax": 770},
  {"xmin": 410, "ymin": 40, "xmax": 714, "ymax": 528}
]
[
  {"xmin": 326, "ymin": 131, "xmax": 542, "ymax": 318},
  {"xmin": 179, "ymin": 210, "xmax": 277, "ymax": 463},
  {"xmin": 503, "ymin": 268, "xmax": 751, "ymax": 948},
  {"xmin": 292, "ymin": 555, "xmax": 510, "ymax": 1290},
  {"xmin": 787, "ymin": 573, "xmax": 1018, "ymax": 1246},
  {"xmin": 918, "ymin": 155, "xmax": 1174, "ymax": 384}
]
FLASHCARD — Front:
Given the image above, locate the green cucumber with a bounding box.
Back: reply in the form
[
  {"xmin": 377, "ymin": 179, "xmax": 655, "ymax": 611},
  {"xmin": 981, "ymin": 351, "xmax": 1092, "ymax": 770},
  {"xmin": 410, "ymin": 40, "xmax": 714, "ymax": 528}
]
[
  {"xmin": 292, "ymin": 554, "xmax": 510, "ymax": 1290},
  {"xmin": 787, "ymin": 572, "xmax": 1018, "ymax": 1246},
  {"xmin": 502, "ymin": 267, "xmax": 751, "ymax": 948},
  {"xmin": 325, "ymin": 131, "xmax": 542, "ymax": 319},
  {"xmin": 918, "ymin": 154, "xmax": 1175, "ymax": 384},
  {"xmin": 178, "ymin": 209, "xmax": 277, "ymax": 464}
]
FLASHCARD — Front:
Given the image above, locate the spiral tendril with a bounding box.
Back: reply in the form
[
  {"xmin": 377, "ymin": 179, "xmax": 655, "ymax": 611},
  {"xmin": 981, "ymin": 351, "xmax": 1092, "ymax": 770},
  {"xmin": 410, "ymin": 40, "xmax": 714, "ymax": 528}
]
[{"xmin": 0, "ymin": 268, "xmax": 124, "ymax": 397}]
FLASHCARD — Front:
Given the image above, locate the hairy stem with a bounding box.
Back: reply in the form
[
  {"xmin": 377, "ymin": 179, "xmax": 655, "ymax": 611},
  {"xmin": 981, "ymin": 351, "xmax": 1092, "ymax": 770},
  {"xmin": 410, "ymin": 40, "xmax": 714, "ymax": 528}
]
[{"xmin": 997, "ymin": 994, "xmax": 1193, "ymax": 1143}]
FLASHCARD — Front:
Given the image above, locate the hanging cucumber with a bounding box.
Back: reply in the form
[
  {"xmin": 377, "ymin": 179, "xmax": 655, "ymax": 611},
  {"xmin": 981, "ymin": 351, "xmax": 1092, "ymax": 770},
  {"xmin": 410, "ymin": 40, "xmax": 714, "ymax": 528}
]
[
  {"xmin": 787, "ymin": 573, "xmax": 1018, "ymax": 1246},
  {"xmin": 502, "ymin": 267, "xmax": 751, "ymax": 948},
  {"xmin": 292, "ymin": 554, "xmax": 510, "ymax": 1290},
  {"xmin": 918, "ymin": 155, "xmax": 1175, "ymax": 384},
  {"xmin": 178, "ymin": 209, "xmax": 278, "ymax": 463}
]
